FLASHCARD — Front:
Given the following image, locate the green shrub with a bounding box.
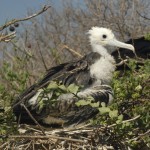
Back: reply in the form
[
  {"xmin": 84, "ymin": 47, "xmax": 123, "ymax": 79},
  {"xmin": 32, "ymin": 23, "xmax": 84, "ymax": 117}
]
[{"xmin": 0, "ymin": 57, "xmax": 149, "ymax": 149}]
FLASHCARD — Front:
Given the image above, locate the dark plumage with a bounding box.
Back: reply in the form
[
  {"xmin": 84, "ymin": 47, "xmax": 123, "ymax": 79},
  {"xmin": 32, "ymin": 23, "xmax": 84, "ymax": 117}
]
[
  {"xmin": 114, "ymin": 37, "xmax": 150, "ymax": 61},
  {"xmin": 13, "ymin": 27, "xmax": 135, "ymax": 126},
  {"xmin": 112, "ymin": 36, "xmax": 150, "ymax": 70},
  {"xmin": 13, "ymin": 52, "xmax": 102, "ymax": 125}
]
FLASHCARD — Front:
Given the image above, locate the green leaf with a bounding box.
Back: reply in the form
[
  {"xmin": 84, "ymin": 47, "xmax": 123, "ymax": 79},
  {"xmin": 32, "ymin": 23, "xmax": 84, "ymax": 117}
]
[
  {"xmin": 124, "ymin": 122, "xmax": 130, "ymax": 127},
  {"xmin": 38, "ymin": 100, "xmax": 45, "ymax": 113},
  {"xmin": 90, "ymin": 102, "xmax": 100, "ymax": 108},
  {"xmin": 101, "ymin": 102, "xmax": 106, "ymax": 107},
  {"xmin": 109, "ymin": 110, "xmax": 118, "ymax": 118},
  {"xmin": 47, "ymin": 81, "xmax": 58, "ymax": 89},
  {"xmin": 67, "ymin": 83, "xmax": 79, "ymax": 94},
  {"xmin": 116, "ymin": 114, "xmax": 123, "ymax": 124},
  {"xmin": 58, "ymin": 84, "xmax": 67, "ymax": 91},
  {"xmin": 86, "ymin": 96, "xmax": 94, "ymax": 101},
  {"xmin": 99, "ymin": 107, "xmax": 110, "ymax": 114},
  {"xmin": 135, "ymin": 85, "xmax": 142, "ymax": 92},
  {"xmin": 75, "ymin": 100, "xmax": 91, "ymax": 106},
  {"xmin": 145, "ymin": 33, "xmax": 150, "ymax": 40},
  {"xmin": 118, "ymin": 114, "xmax": 123, "ymax": 121}
]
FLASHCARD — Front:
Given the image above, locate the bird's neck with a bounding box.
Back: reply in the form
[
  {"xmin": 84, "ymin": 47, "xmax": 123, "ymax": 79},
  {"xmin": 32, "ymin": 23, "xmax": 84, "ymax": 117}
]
[
  {"xmin": 90, "ymin": 44, "xmax": 116, "ymax": 85},
  {"xmin": 91, "ymin": 44, "xmax": 110, "ymax": 57}
]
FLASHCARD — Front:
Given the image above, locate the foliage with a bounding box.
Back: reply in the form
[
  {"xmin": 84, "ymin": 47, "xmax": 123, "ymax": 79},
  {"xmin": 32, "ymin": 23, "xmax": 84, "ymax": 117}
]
[
  {"xmin": 34, "ymin": 81, "xmax": 80, "ymax": 113},
  {"xmin": 0, "ymin": 55, "xmax": 150, "ymax": 149},
  {"xmin": 0, "ymin": 57, "xmax": 30, "ymax": 136},
  {"xmin": 58, "ymin": 59, "xmax": 149, "ymax": 149},
  {"xmin": 145, "ymin": 33, "xmax": 150, "ymax": 40},
  {"xmin": 95, "ymin": 59, "xmax": 150, "ymax": 149},
  {"xmin": 0, "ymin": 0, "xmax": 150, "ymax": 149}
]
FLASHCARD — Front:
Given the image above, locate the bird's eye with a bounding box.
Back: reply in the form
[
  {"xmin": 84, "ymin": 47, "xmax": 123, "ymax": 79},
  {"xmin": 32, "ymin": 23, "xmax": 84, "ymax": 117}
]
[{"xmin": 102, "ymin": 35, "xmax": 107, "ymax": 39}]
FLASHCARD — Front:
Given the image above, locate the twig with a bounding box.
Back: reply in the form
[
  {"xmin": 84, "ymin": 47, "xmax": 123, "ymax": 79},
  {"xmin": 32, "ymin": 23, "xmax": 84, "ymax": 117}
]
[
  {"xmin": 20, "ymin": 103, "xmax": 46, "ymax": 135},
  {"xmin": 24, "ymin": 140, "xmax": 32, "ymax": 150},
  {"xmin": 115, "ymin": 49, "xmax": 131, "ymax": 74},
  {"xmin": 37, "ymin": 41, "xmax": 48, "ymax": 71},
  {"xmin": 9, "ymin": 135, "xmax": 85, "ymax": 143},
  {"xmin": 103, "ymin": 115, "xmax": 141, "ymax": 129},
  {"xmin": 61, "ymin": 123, "xmax": 91, "ymax": 132},
  {"xmin": 25, "ymin": 125, "xmax": 44, "ymax": 133},
  {"xmin": 116, "ymin": 59, "xmax": 128, "ymax": 67},
  {"xmin": 0, "ymin": 142, "xmax": 9, "ymax": 149},
  {"xmin": 62, "ymin": 45, "xmax": 83, "ymax": 58},
  {"xmin": 0, "ymin": 5, "xmax": 51, "ymax": 31},
  {"xmin": 138, "ymin": 129, "xmax": 150, "ymax": 138},
  {"xmin": 136, "ymin": 10, "xmax": 150, "ymax": 20},
  {"xmin": 0, "ymin": 32, "xmax": 16, "ymax": 42},
  {"xmin": 32, "ymin": 141, "xmax": 35, "ymax": 150},
  {"xmin": 10, "ymin": 41, "xmax": 33, "ymax": 57},
  {"xmin": 121, "ymin": 115, "xmax": 140, "ymax": 124},
  {"xmin": 42, "ymin": 144, "xmax": 49, "ymax": 150},
  {"xmin": 131, "ymin": 129, "xmax": 150, "ymax": 141}
]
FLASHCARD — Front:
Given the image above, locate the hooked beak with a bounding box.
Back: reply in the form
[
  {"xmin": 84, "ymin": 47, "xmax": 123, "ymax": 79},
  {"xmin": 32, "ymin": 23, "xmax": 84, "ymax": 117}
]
[{"xmin": 108, "ymin": 38, "xmax": 135, "ymax": 52}]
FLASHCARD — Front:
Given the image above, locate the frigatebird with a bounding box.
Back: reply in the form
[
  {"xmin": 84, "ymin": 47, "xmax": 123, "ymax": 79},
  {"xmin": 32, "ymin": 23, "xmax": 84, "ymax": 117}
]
[{"xmin": 13, "ymin": 27, "xmax": 135, "ymax": 126}]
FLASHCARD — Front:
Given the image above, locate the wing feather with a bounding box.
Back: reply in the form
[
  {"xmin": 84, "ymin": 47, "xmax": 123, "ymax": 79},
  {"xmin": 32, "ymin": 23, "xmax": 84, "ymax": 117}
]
[{"xmin": 13, "ymin": 52, "xmax": 101, "ymax": 125}]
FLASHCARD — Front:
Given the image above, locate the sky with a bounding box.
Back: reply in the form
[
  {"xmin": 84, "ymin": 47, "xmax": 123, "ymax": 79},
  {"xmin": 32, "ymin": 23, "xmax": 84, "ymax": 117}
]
[{"xmin": 0, "ymin": 0, "xmax": 60, "ymax": 26}]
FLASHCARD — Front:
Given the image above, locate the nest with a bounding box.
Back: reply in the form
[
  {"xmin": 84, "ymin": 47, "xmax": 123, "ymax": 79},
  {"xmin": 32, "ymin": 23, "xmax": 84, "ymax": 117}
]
[{"xmin": 0, "ymin": 123, "xmax": 129, "ymax": 150}]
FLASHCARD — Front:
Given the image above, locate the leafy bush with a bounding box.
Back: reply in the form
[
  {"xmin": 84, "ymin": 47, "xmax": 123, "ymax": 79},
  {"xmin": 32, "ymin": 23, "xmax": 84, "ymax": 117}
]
[
  {"xmin": 0, "ymin": 57, "xmax": 149, "ymax": 149},
  {"xmin": 98, "ymin": 59, "xmax": 150, "ymax": 149},
  {"xmin": 0, "ymin": 58, "xmax": 29, "ymax": 136},
  {"xmin": 74, "ymin": 59, "xmax": 150, "ymax": 149}
]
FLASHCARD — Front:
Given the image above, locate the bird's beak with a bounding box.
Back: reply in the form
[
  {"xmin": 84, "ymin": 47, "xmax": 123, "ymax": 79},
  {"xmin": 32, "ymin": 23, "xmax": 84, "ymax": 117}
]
[{"xmin": 108, "ymin": 38, "xmax": 135, "ymax": 52}]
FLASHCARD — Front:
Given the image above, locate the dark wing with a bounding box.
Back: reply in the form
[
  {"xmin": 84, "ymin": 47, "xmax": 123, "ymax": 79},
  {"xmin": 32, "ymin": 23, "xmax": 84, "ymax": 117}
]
[
  {"xmin": 112, "ymin": 37, "xmax": 150, "ymax": 70},
  {"xmin": 38, "ymin": 51, "xmax": 101, "ymax": 87},
  {"xmin": 112, "ymin": 37, "xmax": 150, "ymax": 62},
  {"xmin": 13, "ymin": 52, "xmax": 101, "ymax": 125}
]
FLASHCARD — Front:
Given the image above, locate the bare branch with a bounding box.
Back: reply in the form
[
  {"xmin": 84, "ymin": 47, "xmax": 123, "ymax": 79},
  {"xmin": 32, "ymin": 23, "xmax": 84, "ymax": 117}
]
[
  {"xmin": 62, "ymin": 45, "xmax": 83, "ymax": 58},
  {"xmin": 9, "ymin": 135, "xmax": 85, "ymax": 143},
  {"xmin": 0, "ymin": 5, "xmax": 51, "ymax": 31},
  {"xmin": 20, "ymin": 103, "xmax": 46, "ymax": 135},
  {"xmin": 131, "ymin": 129, "xmax": 150, "ymax": 142},
  {"xmin": 104, "ymin": 115, "xmax": 141, "ymax": 129},
  {"xmin": 136, "ymin": 10, "xmax": 150, "ymax": 20},
  {"xmin": 0, "ymin": 32, "xmax": 16, "ymax": 42}
]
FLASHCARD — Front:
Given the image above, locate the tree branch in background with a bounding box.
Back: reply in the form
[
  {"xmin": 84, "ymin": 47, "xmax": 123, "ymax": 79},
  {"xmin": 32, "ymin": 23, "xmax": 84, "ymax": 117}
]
[
  {"xmin": 136, "ymin": 10, "xmax": 150, "ymax": 20},
  {"xmin": 0, "ymin": 5, "xmax": 51, "ymax": 31},
  {"xmin": 62, "ymin": 45, "xmax": 83, "ymax": 58},
  {"xmin": 0, "ymin": 32, "xmax": 16, "ymax": 42},
  {"xmin": 0, "ymin": 5, "xmax": 51, "ymax": 42}
]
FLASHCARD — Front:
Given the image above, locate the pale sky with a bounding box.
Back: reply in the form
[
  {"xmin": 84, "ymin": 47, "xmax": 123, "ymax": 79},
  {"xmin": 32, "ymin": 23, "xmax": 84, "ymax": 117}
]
[{"xmin": 0, "ymin": 0, "xmax": 60, "ymax": 25}]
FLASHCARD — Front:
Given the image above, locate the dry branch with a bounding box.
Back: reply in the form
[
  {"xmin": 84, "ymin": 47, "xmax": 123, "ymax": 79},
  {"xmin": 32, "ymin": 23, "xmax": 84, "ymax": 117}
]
[
  {"xmin": 102, "ymin": 115, "xmax": 141, "ymax": 129},
  {"xmin": 0, "ymin": 114, "xmax": 148, "ymax": 149},
  {"xmin": 136, "ymin": 10, "xmax": 150, "ymax": 20},
  {"xmin": 21, "ymin": 103, "xmax": 46, "ymax": 135},
  {"xmin": 9, "ymin": 135, "xmax": 85, "ymax": 143},
  {"xmin": 0, "ymin": 5, "xmax": 51, "ymax": 31},
  {"xmin": 0, "ymin": 32, "xmax": 16, "ymax": 42},
  {"xmin": 62, "ymin": 45, "xmax": 83, "ymax": 58}
]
